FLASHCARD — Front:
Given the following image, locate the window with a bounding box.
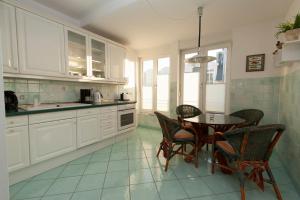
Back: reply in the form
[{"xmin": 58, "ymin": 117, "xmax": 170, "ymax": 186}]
[
  {"xmin": 141, "ymin": 57, "xmax": 170, "ymax": 112},
  {"xmin": 142, "ymin": 60, "xmax": 153, "ymax": 110},
  {"xmin": 124, "ymin": 59, "xmax": 136, "ymax": 100}
]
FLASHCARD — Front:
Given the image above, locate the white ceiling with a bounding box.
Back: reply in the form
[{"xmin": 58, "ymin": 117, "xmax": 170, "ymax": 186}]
[{"xmin": 33, "ymin": 0, "xmax": 293, "ymax": 50}]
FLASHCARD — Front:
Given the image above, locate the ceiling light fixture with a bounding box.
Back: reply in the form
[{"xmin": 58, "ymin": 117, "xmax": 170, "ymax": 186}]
[{"xmin": 186, "ymin": 7, "xmax": 216, "ymax": 64}]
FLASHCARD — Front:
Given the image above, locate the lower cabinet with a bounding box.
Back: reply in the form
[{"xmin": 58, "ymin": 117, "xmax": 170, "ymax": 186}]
[
  {"xmin": 29, "ymin": 118, "xmax": 76, "ymax": 164},
  {"xmin": 5, "ymin": 126, "xmax": 30, "ymax": 172},
  {"xmin": 77, "ymin": 114, "xmax": 100, "ymax": 148}
]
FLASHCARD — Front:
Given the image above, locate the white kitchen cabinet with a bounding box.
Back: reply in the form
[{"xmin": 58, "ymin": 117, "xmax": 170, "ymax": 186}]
[
  {"xmin": 77, "ymin": 114, "xmax": 100, "ymax": 148},
  {"xmin": 100, "ymin": 106, "xmax": 118, "ymax": 139},
  {"xmin": 5, "ymin": 126, "xmax": 30, "ymax": 172},
  {"xmin": 90, "ymin": 37, "xmax": 107, "ymax": 79},
  {"xmin": 0, "ymin": 2, "xmax": 18, "ymax": 73},
  {"xmin": 16, "ymin": 9, "xmax": 65, "ymax": 76},
  {"xmin": 29, "ymin": 118, "xmax": 76, "ymax": 164},
  {"xmin": 108, "ymin": 44, "xmax": 125, "ymax": 80},
  {"xmin": 65, "ymin": 28, "xmax": 89, "ymax": 77}
]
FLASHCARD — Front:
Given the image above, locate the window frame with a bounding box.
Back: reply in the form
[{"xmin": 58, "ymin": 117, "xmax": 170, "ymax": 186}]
[{"xmin": 140, "ymin": 56, "xmax": 171, "ymax": 114}]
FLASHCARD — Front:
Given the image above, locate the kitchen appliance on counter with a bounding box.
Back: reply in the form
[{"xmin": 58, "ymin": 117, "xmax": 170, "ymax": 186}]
[
  {"xmin": 93, "ymin": 90, "xmax": 103, "ymax": 103},
  {"xmin": 4, "ymin": 91, "xmax": 18, "ymax": 112},
  {"xmin": 80, "ymin": 89, "xmax": 93, "ymax": 103},
  {"xmin": 119, "ymin": 92, "xmax": 130, "ymax": 101},
  {"xmin": 118, "ymin": 104, "xmax": 136, "ymax": 131}
]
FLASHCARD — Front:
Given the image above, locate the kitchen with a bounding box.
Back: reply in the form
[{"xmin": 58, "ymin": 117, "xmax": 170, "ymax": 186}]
[{"xmin": 1, "ymin": 0, "xmax": 300, "ymax": 200}]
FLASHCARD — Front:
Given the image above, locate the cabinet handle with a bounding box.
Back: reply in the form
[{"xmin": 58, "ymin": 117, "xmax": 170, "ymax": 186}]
[
  {"xmin": 9, "ymin": 121, "xmax": 14, "ymax": 124},
  {"xmin": 8, "ymin": 130, "xmax": 14, "ymax": 133}
]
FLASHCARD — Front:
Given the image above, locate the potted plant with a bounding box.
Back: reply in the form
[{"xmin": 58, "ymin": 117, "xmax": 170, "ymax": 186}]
[{"xmin": 276, "ymin": 13, "xmax": 300, "ymax": 41}]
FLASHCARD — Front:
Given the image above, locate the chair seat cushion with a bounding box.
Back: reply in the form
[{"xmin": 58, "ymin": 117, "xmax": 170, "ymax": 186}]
[
  {"xmin": 173, "ymin": 129, "xmax": 194, "ymax": 142},
  {"xmin": 216, "ymin": 141, "xmax": 236, "ymax": 155}
]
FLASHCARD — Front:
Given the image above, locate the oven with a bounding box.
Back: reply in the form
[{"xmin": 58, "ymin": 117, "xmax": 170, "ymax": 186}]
[{"xmin": 118, "ymin": 104, "xmax": 136, "ymax": 131}]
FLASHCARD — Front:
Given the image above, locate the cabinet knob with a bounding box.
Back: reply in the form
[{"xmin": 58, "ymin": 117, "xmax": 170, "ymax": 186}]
[
  {"xmin": 9, "ymin": 130, "xmax": 14, "ymax": 133},
  {"xmin": 9, "ymin": 121, "xmax": 14, "ymax": 124}
]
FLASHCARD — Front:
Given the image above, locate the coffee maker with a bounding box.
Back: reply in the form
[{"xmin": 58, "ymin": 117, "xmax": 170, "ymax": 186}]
[
  {"xmin": 80, "ymin": 89, "xmax": 93, "ymax": 103},
  {"xmin": 4, "ymin": 91, "xmax": 18, "ymax": 112}
]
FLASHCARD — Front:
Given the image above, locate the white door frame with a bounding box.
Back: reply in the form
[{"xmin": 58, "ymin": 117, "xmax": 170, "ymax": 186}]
[
  {"xmin": 0, "ymin": 28, "xmax": 10, "ymax": 200},
  {"xmin": 179, "ymin": 42, "xmax": 231, "ymax": 114}
]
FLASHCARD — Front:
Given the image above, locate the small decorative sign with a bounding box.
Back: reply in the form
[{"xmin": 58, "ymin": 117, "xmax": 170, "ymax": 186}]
[{"xmin": 246, "ymin": 54, "xmax": 265, "ymax": 72}]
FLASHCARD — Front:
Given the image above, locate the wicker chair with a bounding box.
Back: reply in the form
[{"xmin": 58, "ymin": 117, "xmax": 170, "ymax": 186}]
[
  {"xmin": 176, "ymin": 104, "xmax": 202, "ymax": 129},
  {"xmin": 230, "ymin": 109, "xmax": 264, "ymax": 128},
  {"xmin": 154, "ymin": 112, "xmax": 198, "ymax": 171},
  {"xmin": 211, "ymin": 124, "xmax": 285, "ymax": 200}
]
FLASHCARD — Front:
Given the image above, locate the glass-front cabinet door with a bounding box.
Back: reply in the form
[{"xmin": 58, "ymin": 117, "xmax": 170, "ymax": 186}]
[
  {"xmin": 66, "ymin": 29, "xmax": 88, "ymax": 77},
  {"xmin": 91, "ymin": 38, "xmax": 106, "ymax": 78}
]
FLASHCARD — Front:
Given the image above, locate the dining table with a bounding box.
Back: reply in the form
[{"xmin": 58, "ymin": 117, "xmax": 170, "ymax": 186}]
[{"xmin": 184, "ymin": 113, "xmax": 246, "ymax": 174}]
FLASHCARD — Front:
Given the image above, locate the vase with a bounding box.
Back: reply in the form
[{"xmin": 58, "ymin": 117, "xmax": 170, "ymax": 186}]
[{"xmin": 284, "ymin": 28, "xmax": 300, "ymax": 41}]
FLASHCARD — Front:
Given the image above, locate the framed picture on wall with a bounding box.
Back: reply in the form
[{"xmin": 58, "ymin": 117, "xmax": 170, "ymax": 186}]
[{"xmin": 246, "ymin": 54, "xmax": 265, "ymax": 72}]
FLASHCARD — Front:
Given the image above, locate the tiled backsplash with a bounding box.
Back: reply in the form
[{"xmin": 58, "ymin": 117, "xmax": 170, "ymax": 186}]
[
  {"xmin": 230, "ymin": 77, "xmax": 281, "ymax": 124},
  {"xmin": 4, "ymin": 78, "xmax": 121, "ymax": 105}
]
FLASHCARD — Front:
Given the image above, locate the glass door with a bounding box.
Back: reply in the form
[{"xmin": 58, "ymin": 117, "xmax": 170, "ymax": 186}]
[
  {"xmin": 180, "ymin": 45, "xmax": 228, "ymax": 113},
  {"xmin": 180, "ymin": 50, "xmax": 203, "ymax": 109},
  {"xmin": 91, "ymin": 38, "xmax": 106, "ymax": 78},
  {"xmin": 67, "ymin": 30, "xmax": 88, "ymax": 77}
]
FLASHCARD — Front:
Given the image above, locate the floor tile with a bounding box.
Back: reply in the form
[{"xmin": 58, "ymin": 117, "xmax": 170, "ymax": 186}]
[
  {"xmin": 59, "ymin": 164, "xmax": 87, "ymax": 178},
  {"xmin": 129, "ymin": 169, "xmax": 154, "ymax": 184},
  {"xmin": 76, "ymin": 174, "xmax": 106, "ymax": 191},
  {"xmin": 90, "ymin": 153, "xmax": 110, "ymax": 162},
  {"xmin": 150, "ymin": 167, "xmax": 177, "ymax": 182},
  {"xmin": 171, "ymin": 165, "xmax": 199, "ymax": 179},
  {"xmin": 129, "ymin": 158, "xmax": 149, "ymax": 170},
  {"xmin": 46, "ymin": 176, "xmax": 81, "ymax": 195},
  {"xmin": 201, "ymin": 174, "xmax": 239, "ymax": 194},
  {"xmin": 110, "ymin": 152, "xmax": 128, "ymax": 161},
  {"xmin": 41, "ymin": 193, "xmax": 72, "ymax": 200},
  {"xmin": 179, "ymin": 177, "xmax": 213, "ymax": 198},
  {"xmin": 101, "ymin": 186, "xmax": 130, "ymax": 200},
  {"xmin": 107, "ymin": 160, "xmax": 129, "ymax": 172},
  {"xmin": 128, "ymin": 150, "xmax": 146, "ymax": 159},
  {"xmin": 68, "ymin": 154, "xmax": 92, "ymax": 165},
  {"xmin": 84, "ymin": 162, "xmax": 108, "ymax": 175},
  {"xmin": 130, "ymin": 183, "xmax": 160, "ymax": 200},
  {"xmin": 9, "ymin": 180, "xmax": 28, "ymax": 198},
  {"xmin": 156, "ymin": 180, "xmax": 188, "ymax": 200},
  {"xmin": 32, "ymin": 166, "xmax": 65, "ymax": 181},
  {"xmin": 71, "ymin": 190, "xmax": 101, "ymax": 200},
  {"xmin": 14, "ymin": 180, "xmax": 54, "ymax": 199},
  {"xmin": 104, "ymin": 171, "xmax": 129, "ymax": 188}
]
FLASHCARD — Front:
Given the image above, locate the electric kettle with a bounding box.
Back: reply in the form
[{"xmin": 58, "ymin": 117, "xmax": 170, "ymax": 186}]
[{"xmin": 93, "ymin": 91, "xmax": 103, "ymax": 103}]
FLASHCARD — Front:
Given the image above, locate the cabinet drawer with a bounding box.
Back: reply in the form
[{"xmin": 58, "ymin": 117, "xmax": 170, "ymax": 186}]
[
  {"xmin": 77, "ymin": 108, "xmax": 100, "ymax": 117},
  {"xmin": 100, "ymin": 106, "xmax": 117, "ymax": 113},
  {"xmin": 6, "ymin": 116, "xmax": 28, "ymax": 128},
  {"xmin": 29, "ymin": 111, "xmax": 76, "ymax": 124},
  {"xmin": 101, "ymin": 120, "xmax": 117, "ymax": 129},
  {"xmin": 100, "ymin": 111, "xmax": 117, "ymax": 120},
  {"xmin": 118, "ymin": 104, "xmax": 135, "ymax": 110}
]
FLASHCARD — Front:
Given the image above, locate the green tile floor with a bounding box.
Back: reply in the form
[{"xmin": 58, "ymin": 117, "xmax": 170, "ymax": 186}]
[{"xmin": 9, "ymin": 127, "xmax": 300, "ymax": 200}]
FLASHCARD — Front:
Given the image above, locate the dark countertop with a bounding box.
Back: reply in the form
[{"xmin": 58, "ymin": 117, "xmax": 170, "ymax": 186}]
[{"xmin": 6, "ymin": 101, "xmax": 137, "ymax": 117}]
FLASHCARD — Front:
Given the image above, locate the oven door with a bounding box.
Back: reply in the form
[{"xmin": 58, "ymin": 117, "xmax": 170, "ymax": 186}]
[{"xmin": 118, "ymin": 109, "xmax": 136, "ymax": 131}]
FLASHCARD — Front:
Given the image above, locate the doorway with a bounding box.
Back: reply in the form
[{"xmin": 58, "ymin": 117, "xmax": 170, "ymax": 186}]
[{"xmin": 179, "ymin": 44, "xmax": 230, "ymax": 114}]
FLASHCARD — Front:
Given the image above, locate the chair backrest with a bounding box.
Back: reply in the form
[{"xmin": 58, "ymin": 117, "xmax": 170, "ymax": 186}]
[
  {"xmin": 154, "ymin": 112, "xmax": 181, "ymax": 141},
  {"xmin": 223, "ymin": 124, "xmax": 285, "ymax": 161},
  {"xmin": 176, "ymin": 105, "xmax": 202, "ymax": 119},
  {"xmin": 230, "ymin": 109, "xmax": 264, "ymax": 127}
]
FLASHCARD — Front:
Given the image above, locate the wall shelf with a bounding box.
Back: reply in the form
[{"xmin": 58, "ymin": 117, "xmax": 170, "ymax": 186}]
[{"xmin": 273, "ymin": 39, "xmax": 300, "ymax": 67}]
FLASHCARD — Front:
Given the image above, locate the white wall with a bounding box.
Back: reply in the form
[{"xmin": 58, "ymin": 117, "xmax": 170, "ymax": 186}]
[
  {"xmin": 231, "ymin": 19, "xmax": 283, "ymax": 79},
  {"xmin": 0, "ymin": 30, "xmax": 10, "ymax": 200}
]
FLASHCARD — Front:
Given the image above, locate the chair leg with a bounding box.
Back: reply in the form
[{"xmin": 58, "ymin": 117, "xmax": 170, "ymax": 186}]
[
  {"xmin": 265, "ymin": 162, "xmax": 283, "ymax": 200},
  {"xmin": 194, "ymin": 144, "xmax": 199, "ymax": 168},
  {"xmin": 211, "ymin": 151, "xmax": 217, "ymax": 174},
  {"xmin": 238, "ymin": 167, "xmax": 246, "ymax": 200},
  {"xmin": 165, "ymin": 158, "xmax": 170, "ymax": 172},
  {"xmin": 156, "ymin": 143, "xmax": 162, "ymax": 157}
]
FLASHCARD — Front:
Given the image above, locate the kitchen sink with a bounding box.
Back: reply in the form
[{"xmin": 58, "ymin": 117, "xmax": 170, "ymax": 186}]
[{"xmin": 19, "ymin": 103, "xmax": 92, "ymax": 111}]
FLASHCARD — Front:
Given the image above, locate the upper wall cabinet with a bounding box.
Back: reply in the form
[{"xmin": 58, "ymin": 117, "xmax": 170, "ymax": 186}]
[
  {"xmin": 0, "ymin": 2, "xmax": 19, "ymax": 73},
  {"xmin": 91, "ymin": 37, "xmax": 107, "ymax": 79},
  {"xmin": 65, "ymin": 28, "xmax": 89, "ymax": 77},
  {"xmin": 16, "ymin": 9, "xmax": 65, "ymax": 76},
  {"xmin": 108, "ymin": 43, "xmax": 126, "ymax": 81}
]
